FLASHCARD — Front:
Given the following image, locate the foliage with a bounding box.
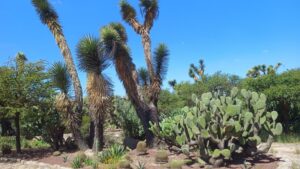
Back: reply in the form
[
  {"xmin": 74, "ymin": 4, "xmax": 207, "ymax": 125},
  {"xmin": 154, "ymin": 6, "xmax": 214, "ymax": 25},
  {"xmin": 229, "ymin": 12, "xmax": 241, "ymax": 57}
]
[
  {"xmin": 98, "ymin": 144, "xmax": 126, "ymax": 164},
  {"xmin": 242, "ymin": 69, "xmax": 300, "ymax": 132},
  {"xmin": 111, "ymin": 97, "xmax": 145, "ymax": 139},
  {"xmin": 151, "ymin": 87, "xmax": 282, "ymax": 167},
  {"xmin": 135, "ymin": 161, "xmax": 146, "ymax": 169},
  {"xmin": 1, "ymin": 144, "xmax": 12, "ymax": 154},
  {"xmin": 275, "ymin": 133, "xmax": 300, "ymax": 143},
  {"xmin": 71, "ymin": 156, "xmax": 83, "ymax": 169}
]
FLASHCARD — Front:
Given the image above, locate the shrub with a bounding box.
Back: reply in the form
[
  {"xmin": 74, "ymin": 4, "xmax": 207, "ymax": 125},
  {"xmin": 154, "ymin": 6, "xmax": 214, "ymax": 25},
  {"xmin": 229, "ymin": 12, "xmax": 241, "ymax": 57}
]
[
  {"xmin": 71, "ymin": 156, "xmax": 83, "ymax": 169},
  {"xmin": 110, "ymin": 97, "xmax": 144, "ymax": 139},
  {"xmin": 1, "ymin": 144, "xmax": 12, "ymax": 154},
  {"xmin": 98, "ymin": 144, "xmax": 126, "ymax": 164},
  {"xmin": 151, "ymin": 87, "xmax": 283, "ymax": 167}
]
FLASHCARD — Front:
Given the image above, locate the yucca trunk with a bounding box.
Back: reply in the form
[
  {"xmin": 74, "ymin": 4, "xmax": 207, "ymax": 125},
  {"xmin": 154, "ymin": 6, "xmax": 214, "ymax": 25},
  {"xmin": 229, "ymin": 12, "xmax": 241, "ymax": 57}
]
[
  {"xmin": 87, "ymin": 73, "xmax": 106, "ymax": 152},
  {"xmin": 114, "ymin": 49, "xmax": 158, "ymax": 145},
  {"xmin": 46, "ymin": 21, "xmax": 87, "ymax": 150},
  {"xmin": 141, "ymin": 32, "xmax": 155, "ymax": 82}
]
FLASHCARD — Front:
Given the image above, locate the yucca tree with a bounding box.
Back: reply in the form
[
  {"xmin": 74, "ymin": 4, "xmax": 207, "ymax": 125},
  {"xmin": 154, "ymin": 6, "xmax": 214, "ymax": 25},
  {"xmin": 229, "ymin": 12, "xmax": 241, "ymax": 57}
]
[
  {"xmin": 120, "ymin": 0, "xmax": 168, "ymax": 106},
  {"xmin": 247, "ymin": 63, "xmax": 282, "ymax": 78},
  {"xmin": 32, "ymin": 0, "xmax": 87, "ymax": 149},
  {"xmin": 77, "ymin": 36, "xmax": 113, "ymax": 153},
  {"xmin": 189, "ymin": 59, "xmax": 206, "ymax": 82},
  {"xmin": 101, "ymin": 23, "xmax": 159, "ymax": 145}
]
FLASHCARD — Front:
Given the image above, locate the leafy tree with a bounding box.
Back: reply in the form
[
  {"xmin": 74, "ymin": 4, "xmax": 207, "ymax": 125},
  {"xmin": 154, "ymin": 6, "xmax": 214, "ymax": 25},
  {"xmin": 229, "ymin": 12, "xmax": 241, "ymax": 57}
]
[
  {"xmin": 77, "ymin": 36, "xmax": 113, "ymax": 152},
  {"xmin": 242, "ymin": 69, "xmax": 300, "ymax": 132},
  {"xmin": 0, "ymin": 53, "xmax": 51, "ymax": 153},
  {"xmin": 31, "ymin": 0, "xmax": 87, "ymax": 149}
]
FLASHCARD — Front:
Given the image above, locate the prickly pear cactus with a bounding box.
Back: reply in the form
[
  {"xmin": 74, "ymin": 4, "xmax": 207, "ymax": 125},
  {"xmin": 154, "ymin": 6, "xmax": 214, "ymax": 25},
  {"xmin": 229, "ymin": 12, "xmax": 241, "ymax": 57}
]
[{"xmin": 150, "ymin": 87, "xmax": 282, "ymax": 167}]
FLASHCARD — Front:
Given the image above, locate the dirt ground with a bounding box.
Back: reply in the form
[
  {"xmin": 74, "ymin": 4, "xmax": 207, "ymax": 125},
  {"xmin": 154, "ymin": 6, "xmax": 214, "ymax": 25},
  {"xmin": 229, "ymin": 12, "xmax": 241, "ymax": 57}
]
[
  {"xmin": 1, "ymin": 143, "xmax": 299, "ymax": 169},
  {"xmin": 269, "ymin": 143, "xmax": 300, "ymax": 169}
]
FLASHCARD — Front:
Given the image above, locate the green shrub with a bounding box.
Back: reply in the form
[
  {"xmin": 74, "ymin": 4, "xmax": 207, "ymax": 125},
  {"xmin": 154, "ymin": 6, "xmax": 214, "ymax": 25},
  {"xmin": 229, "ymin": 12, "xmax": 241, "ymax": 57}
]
[
  {"xmin": 30, "ymin": 139, "xmax": 50, "ymax": 148},
  {"xmin": 71, "ymin": 157, "xmax": 83, "ymax": 169},
  {"xmin": 99, "ymin": 144, "xmax": 126, "ymax": 164},
  {"xmin": 151, "ymin": 87, "xmax": 283, "ymax": 167},
  {"xmin": 110, "ymin": 97, "xmax": 144, "ymax": 139}
]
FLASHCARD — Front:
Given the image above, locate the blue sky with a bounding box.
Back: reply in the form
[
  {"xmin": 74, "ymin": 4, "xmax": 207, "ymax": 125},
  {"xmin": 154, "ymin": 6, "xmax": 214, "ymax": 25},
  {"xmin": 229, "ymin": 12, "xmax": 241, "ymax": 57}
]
[{"xmin": 1, "ymin": 0, "xmax": 299, "ymax": 96}]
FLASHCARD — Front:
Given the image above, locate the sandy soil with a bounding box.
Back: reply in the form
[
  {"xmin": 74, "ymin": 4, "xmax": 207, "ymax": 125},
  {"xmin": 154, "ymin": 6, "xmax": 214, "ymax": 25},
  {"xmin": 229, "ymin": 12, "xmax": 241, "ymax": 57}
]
[{"xmin": 269, "ymin": 143, "xmax": 300, "ymax": 169}]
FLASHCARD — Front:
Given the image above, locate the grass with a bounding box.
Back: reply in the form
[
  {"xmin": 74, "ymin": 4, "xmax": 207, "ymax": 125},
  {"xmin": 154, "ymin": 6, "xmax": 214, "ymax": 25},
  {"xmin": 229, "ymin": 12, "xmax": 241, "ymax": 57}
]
[
  {"xmin": 275, "ymin": 133, "xmax": 300, "ymax": 143},
  {"xmin": 0, "ymin": 136, "xmax": 50, "ymax": 150},
  {"xmin": 295, "ymin": 148, "xmax": 300, "ymax": 155}
]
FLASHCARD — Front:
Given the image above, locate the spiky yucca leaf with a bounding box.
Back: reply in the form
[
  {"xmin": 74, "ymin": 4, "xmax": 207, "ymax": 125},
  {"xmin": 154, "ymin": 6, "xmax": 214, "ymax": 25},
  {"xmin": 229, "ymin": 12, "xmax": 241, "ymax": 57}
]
[
  {"xmin": 138, "ymin": 67, "xmax": 150, "ymax": 86},
  {"xmin": 101, "ymin": 26, "xmax": 122, "ymax": 53},
  {"xmin": 31, "ymin": 0, "xmax": 58, "ymax": 24},
  {"xmin": 50, "ymin": 62, "xmax": 71, "ymax": 94},
  {"xmin": 109, "ymin": 23, "xmax": 128, "ymax": 43},
  {"xmin": 77, "ymin": 35, "xmax": 109, "ymax": 74},
  {"xmin": 120, "ymin": 0, "xmax": 137, "ymax": 22},
  {"xmin": 153, "ymin": 43, "xmax": 169, "ymax": 81},
  {"xmin": 140, "ymin": 0, "xmax": 158, "ymax": 29}
]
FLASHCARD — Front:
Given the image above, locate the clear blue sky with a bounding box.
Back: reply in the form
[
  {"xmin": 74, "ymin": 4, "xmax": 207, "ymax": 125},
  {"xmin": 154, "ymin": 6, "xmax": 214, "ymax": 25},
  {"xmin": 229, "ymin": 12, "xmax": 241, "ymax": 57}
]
[{"xmin": 1, "ymin": 0, "xmax": 299, "ymax": 96}]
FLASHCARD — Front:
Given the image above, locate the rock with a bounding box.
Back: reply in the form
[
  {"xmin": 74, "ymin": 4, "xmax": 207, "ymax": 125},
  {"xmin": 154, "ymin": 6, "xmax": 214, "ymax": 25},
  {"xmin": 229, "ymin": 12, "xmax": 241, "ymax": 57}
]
[
  {"xmin": 52, "ymin": 151, "xmax": 61, "ymax": 156},
  {"xmin": 84, "ymin": 149, "xmax": 94, "ymax": 157}
]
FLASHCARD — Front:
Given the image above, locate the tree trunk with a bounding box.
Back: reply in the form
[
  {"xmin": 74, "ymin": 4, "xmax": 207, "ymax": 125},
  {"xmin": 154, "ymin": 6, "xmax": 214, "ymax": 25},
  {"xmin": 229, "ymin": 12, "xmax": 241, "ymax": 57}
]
[
  {"xmin": 15, "ymin": 112, "xmax": 21, "ymax": 153},
  {"xmin": 141, "ymin": 32, "xmax": 155, "ymax": 82},
  {"xmin": 47, "ymin": 21, "xmax": 87, "ymax": 150},
  {"xmin": 88, "ymin": 121, "xmax": 95, "ymax": 148},
  {"xmin": 93, "ymin": 119, "xmax": 99, "ymax": 154}
]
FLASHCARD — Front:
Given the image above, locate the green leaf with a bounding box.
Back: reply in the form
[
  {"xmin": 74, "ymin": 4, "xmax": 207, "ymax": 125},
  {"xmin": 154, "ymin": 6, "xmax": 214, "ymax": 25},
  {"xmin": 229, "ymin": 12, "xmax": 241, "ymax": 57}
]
[
  {"xmin": 271, "ymin": 111, "xmax": 278, "ymax": 121},
  {"xmin": 201, "ymin": 130, "xmax": 210, "ymax": 139},
  {"xmin": 212, "ymin": 149, "xmax": 221, "ymax": 158},
  {"xmin": 198, "ymin": 116, "xmax": 206, "ymax": 128},
  {"xmin": 221, "ymin": 149, "xmax": 231, "ymax": 159},
  {"xmin": 259, "ymin": 116, "xmax": 266, "ymax": 125}
]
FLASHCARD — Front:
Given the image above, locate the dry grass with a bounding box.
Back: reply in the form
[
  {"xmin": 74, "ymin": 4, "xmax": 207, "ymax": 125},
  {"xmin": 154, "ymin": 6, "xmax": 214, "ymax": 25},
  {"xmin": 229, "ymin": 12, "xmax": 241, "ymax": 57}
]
[{"xmin": 295, "ymin": 148, "xmax": 300, "ymax": 155}]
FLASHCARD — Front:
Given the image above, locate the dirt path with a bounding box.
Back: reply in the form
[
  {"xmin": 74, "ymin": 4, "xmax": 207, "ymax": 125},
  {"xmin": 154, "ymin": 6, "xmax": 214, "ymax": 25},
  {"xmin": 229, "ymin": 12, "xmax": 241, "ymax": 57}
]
[{"xmin": 270, "ymin": 143, "xmax": 300, "ymax": 169}]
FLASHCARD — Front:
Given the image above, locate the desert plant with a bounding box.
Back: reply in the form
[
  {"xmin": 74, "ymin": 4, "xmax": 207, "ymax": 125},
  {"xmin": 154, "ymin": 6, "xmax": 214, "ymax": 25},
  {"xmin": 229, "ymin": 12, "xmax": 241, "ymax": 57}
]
[
  {"xmin": 135, "ymin": 161, "xmax": 146, "ymax": 169},
  {"xmin": 77, "ymin": 35, "xmax": 113, "ymax": 152},
  {"xmin": 63, "ymin": 155, "xmax": 69, "ymax": 163},
  {"xmin": 118, "ymin": 159, "xmax": 132, "ymax": 169},
  {"xmin": 155, "ymin": 150, "xmax": 169, "ymax": 164},
  {"xmin": 75, "ymin": 151, "xmax": 87, "ymax": 163},
  {"xmin": 151, "ymin": 87, "xmax": 283, "ymax": 167},
  {"xmin": 169, "ymin": 160, "xmax": 186, "ymax": 169},
  {"xmin": 136, "ymin": 141, "xmax": 147, "ymax": 155},
  {"xmin": 98, "ymin": 144, "xmax": 126, "ymax": 164},
  {"xmin": 71, "ymin": 156, "xmax": 83, "ymax": 169}
]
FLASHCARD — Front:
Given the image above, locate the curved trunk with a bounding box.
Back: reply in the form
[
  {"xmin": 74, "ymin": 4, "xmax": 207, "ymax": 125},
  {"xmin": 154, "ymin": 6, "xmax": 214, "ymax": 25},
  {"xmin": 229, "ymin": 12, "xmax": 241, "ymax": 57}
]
[
  {"xmin": 46, "ymin": 21, "xmax": 87, "ymax": 150},
  {"xmin": 114, "ymin": 48, "xmax": 158, "ymax": 145}
]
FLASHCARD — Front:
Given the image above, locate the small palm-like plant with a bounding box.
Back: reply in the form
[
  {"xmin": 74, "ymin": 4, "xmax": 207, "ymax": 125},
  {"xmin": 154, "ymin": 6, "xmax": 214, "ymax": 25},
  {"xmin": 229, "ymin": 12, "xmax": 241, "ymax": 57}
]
[{"xmin": 77, "ymin": 35, "xmax": 113, "ymax": 153}]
